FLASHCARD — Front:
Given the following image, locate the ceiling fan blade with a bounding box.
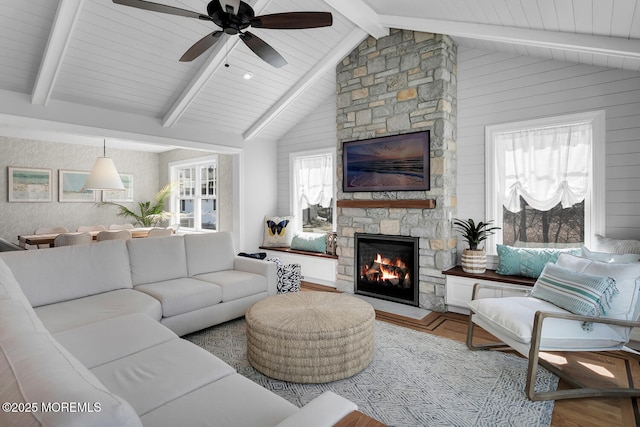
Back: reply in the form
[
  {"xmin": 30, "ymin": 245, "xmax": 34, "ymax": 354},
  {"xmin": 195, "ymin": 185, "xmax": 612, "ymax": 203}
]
[
  {"xmin": 180, "ymin": 31, "xmax": 224, "ymax": 62},
  {"xmin": 250, "ymin": 12, "xmax": 332, "ymax": 29},
  {"xmin": 239, "ymin": 32, "xmax": 287, "ymax": 68},
  {"xmin": 112, "ymin": 0, "xmax": 211, "ymax": 21}
]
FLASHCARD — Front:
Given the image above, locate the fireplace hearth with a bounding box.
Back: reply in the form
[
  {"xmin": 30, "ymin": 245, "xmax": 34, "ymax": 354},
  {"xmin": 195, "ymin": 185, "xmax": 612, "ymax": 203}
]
[{"xmin": 354, "ymin": 233, "xmax": 419, "ymax": 306}]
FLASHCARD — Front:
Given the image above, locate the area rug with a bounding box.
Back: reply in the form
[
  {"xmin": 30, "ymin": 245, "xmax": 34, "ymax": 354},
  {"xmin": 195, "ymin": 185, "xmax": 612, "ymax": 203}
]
[{"xmin": 185, "ymin": 318, "xmax": 558, "ymax": 427}]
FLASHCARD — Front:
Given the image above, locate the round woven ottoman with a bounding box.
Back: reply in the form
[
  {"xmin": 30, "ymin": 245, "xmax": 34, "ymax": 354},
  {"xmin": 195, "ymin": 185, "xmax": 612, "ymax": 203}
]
[{"xmin": 245, "ymin": 291, "xmax": 375, "ymax": 383}]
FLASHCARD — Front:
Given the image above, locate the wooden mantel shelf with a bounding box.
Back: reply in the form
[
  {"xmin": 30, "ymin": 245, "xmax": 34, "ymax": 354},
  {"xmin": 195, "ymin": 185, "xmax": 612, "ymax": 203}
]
[{"xmin": 337, "ymin": 199, "xmax": 436, "ymax": 209}]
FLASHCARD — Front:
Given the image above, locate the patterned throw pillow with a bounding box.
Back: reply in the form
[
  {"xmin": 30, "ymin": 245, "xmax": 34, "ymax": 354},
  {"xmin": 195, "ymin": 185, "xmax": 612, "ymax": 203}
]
[
  {"xmin": 531, "ymin": 263, "xmax": 619, "ymax": 330},
  {"xmin": 262, "ymin": 216, "xmax": 294, "ymax": 247},
  {"xmin": 496, "ymin": 245, "xmax": 581, "ymax": 278},
  {"xmin": 267, "ymin": 257, "xmax": 301, "ymax": 293}
]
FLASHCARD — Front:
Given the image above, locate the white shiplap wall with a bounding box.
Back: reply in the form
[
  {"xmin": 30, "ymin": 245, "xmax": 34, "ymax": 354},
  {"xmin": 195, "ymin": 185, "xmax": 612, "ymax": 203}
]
[
  {"xmin": 457, "ymin": 46, "xmax": 640, "ymax": 241},
  {"xmin": 276, "ymin": 92, "xmax": 337, "ymax": 216}
]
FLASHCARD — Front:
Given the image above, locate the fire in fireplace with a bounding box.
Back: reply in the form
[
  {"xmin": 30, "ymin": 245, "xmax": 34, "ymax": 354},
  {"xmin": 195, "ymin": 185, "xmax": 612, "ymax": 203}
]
[{"xmin": 354, "ymin": 233, "xmax": 419, "ymax": 306}]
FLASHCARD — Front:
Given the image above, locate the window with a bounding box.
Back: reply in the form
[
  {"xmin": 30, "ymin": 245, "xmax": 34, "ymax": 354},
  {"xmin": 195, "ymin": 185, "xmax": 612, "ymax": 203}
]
[
  {"xmin": 290, "ymin": 149, "xmax": 336, "ymax": 233},
  {"xmin": 169, "ymin": 156, "xmax": 218, "ymax": 231},
  {"xmin": 485, "ymin": 111, "xmax": 605, "ymax": 253}
]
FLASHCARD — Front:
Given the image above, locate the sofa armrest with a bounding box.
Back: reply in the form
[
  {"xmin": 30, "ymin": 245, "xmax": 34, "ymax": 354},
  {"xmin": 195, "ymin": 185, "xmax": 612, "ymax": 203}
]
[
  {"xmin": 274, "ymin": 391, "xmax": 357, "ymax": 427},
  {"xmin": 233, "ymin": 256, "xmax": 278, "ymax": 295}
]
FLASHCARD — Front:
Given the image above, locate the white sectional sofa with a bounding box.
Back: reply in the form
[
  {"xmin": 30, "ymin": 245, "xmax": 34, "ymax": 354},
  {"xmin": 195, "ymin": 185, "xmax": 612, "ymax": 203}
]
[{"xmin": 0, "ymin": 232, "xmax": 357, "ymax": 427}]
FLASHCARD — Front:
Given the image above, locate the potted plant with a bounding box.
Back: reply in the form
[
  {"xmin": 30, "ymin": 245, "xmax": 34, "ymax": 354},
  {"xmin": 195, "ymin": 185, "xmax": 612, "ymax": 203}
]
[
  {"xmin": 453, "ymin": 218, "xmax": 500, "ymax": 273},
  {"xmin": 100, "ymin": 182, "xmax": 174, "ymax": 227}
]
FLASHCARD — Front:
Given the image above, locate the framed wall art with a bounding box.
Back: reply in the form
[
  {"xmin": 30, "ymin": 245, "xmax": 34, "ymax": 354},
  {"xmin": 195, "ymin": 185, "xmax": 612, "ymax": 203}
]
[
  {"xmin": 342, "ymin": 130, "xmax": 430, "ymax": 192},
  {"xmin": 7, "ymin": 167, "xmax": 52, "ymax": 202},
  {"xmin": 102, "ymin": 173, "xmax": 133, "ymax": 202},
  {"xmin": 59, "ymin": 170, "xmax": 96, "ymax": 202}
]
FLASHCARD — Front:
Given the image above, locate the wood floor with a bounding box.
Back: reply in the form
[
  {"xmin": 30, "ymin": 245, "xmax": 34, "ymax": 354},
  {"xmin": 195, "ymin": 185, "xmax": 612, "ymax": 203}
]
[{"xmin": 301, "ymin": 283, "xmax": 640, "ymax": 427}]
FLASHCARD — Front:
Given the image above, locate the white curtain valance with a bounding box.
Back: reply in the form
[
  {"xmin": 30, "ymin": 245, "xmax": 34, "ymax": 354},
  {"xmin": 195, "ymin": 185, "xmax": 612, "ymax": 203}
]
[
  {"xmin": 296, "ymin": 154, "xmax": 333, "ymax": 209},
  {"xmin": 496, "ymin": 122, "xmax": 592, "ymax": 213}
]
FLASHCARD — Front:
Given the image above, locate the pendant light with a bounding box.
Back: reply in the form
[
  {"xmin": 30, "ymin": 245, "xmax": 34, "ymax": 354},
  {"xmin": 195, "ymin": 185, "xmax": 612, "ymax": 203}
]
[{"xmin": 83, "ymin": 139, "xmax": 125, "ymax": 191}]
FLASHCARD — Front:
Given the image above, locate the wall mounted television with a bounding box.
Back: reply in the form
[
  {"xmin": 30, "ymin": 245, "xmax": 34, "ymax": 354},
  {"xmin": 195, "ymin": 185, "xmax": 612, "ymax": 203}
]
[{"xmin": 342, "ymin": 130, "xmax": 430, "ymax": 192}]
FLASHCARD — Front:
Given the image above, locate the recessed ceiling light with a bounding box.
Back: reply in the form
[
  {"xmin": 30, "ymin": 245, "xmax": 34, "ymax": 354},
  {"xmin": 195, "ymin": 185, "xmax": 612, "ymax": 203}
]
[{"xmin": 243, "ymin": 72, "xmax": 253, "ymax": 80}]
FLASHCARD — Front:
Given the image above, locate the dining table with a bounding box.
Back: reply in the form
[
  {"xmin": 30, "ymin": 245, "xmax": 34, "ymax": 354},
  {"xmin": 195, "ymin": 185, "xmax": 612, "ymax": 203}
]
[{"xmin": 17, "ymin": 227, "xmax": 168, "ymax": 249}]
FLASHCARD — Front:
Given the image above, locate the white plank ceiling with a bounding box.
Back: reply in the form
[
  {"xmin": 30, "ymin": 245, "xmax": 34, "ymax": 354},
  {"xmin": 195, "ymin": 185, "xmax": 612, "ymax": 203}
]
[{"xmin": 0, "ymin": 0, "xmax": 637, "ymax": 150}]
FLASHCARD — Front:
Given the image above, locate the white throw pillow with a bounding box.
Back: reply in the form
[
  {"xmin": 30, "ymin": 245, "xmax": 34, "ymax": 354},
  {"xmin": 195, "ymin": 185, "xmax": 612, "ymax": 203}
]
[{"xmin": 581, "ymin": 246, "xmax": 640, "ymax": 263}]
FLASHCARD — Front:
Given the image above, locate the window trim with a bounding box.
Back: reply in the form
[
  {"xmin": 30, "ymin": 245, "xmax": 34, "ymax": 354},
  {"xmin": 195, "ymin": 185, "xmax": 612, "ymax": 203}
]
[
  {"xmin": 289, "ymin": 148, "xmax": 337, "ymax": 233},
  {"xmin": 169, "ymin": 155, "xmax": 219, "ymax": 232},
  {"xmin": 484, "ymin": 110, "xmax": 605, "ymax": 254}
]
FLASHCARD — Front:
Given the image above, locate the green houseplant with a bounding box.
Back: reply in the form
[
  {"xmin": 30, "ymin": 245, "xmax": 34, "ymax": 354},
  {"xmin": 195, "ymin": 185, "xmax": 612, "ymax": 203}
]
[
  {"xmin": 100, "ymin": 182, "xmax": 174, "ymax": 227},
  {"xmin": 453, "ymin": 218, "xmax": 500, "ymax": 273}
]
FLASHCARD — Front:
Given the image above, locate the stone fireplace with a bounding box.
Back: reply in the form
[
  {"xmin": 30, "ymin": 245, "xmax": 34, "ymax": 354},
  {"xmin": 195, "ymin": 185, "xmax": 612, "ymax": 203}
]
[
  {"xmin": 335, "ymin": 30, "xmax": 457, "ymax": 311},
  {"xmin": 355, "ymin": 233, "xmax": 419, "ymax": 306}
]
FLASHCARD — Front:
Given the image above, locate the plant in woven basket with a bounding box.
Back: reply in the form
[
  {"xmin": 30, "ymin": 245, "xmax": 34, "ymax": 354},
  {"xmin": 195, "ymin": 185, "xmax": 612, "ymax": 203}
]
[
  {"xmin": 453, "ymin": 218, "xmax": 500, "ymax": 251},
  {"xmin": 453, "ymin": 218, "xmax": 500, "ymax": 273}
]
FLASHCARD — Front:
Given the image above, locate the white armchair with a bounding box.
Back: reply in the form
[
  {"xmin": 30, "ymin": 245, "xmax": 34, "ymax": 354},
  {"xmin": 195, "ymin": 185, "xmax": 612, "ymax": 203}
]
[{"xmin": 466, "ymin": 253, "xmax": 640, "ymax": 401}]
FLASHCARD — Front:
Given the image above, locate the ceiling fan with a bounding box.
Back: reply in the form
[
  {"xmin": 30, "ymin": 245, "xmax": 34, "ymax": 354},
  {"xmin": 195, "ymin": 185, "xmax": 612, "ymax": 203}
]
[{"xmin": 112, "ymin": 0, "xmax": 333, "ymax": 67}]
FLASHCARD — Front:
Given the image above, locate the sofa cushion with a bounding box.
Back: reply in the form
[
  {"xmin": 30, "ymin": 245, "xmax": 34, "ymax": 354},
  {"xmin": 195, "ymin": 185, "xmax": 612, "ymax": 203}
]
[
  {"xmin": 140, "ymin": 373, "xmax": 298, "ymax": 427},
  {"xmin": 1, "ymin": 333, "xmax": 142, "ymax": 427},
  {"xmin": 53, "ymin": 313, "xmax": 177, "ymax": 369},
  {"xmin": 0, "ymin": 240, "xmax": 133, "ymax": 307},
  {"xmin": 91, "ymin": 338, "xmax": 235, "ymax": 416},
  {"xmin": 135, "ymin": 278, "xmax": 223, "ymax": 317},
  {"xmin": 34, "ymin": 289, "xmax": 162, "ymax": 333},
  {"xmin": 468, "ymin": 296, "xmax": 630, "ymax": 350},
  {"xmin": 194, "ymin": 270, "xmax": 268, "ymax": 302},
  {"xmin": 0, "ymin": 258, "xmax": 141, "ymax": 427},
  {"xmin": 0, "ymin": 259, "xmax": 48, "ymax": 340},
  {"xmin": 127, "ymin": 235, "xmax": 187, "ymax": 285},
  {"xmin": 184, "ymin": 232, "xmax": 235, "ymax": 276}
]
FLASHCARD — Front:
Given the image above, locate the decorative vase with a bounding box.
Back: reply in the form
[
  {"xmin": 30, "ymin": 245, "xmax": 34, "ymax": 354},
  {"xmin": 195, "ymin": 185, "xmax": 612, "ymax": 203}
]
[{"xmin": 461, "ymin": 249, "xmax": 487, "ymax": 274}]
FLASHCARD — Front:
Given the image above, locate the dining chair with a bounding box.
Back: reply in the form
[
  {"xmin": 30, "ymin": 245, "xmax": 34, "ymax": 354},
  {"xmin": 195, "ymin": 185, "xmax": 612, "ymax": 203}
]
[
  {"xmin": 108, "ymin": 223, "xmax": 134, "ymax": 230},
  {"xmin": 76, "ymin": 225, "xmax": 107, "ymax": 232},
  {"xmin": 96, "ymin": 230, "xmax": 132, "ymax": 241},
  {"xmin": 34, "ymin": 226, "xmax": 70, "ymax": 248},
  {"xmin": 53, "ymin": 232, "xmax": 93, "ymax": 247},
  {"xmin": 147, "ymin": 227, "xmax": 172, "ymax": 238}
]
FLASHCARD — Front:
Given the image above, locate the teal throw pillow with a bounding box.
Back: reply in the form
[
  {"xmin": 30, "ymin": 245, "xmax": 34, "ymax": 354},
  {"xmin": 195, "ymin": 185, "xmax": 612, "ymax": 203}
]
[
  {"xmin": 496, "ymin": 244, "xmax": 581, "ymax": 278},
  {"xmin": 290, "ymin": 233, "xmax": 327, "ymax": 253},
  {"xmin": 531, "ymin": 263, "xmax": 619, "ymax": 330}
]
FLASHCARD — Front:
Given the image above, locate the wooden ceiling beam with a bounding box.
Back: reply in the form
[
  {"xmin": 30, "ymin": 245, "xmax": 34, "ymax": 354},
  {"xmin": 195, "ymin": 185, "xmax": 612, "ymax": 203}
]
[
  {"xmin": 243, "ymin": 27, "xmax": 368, "ymax": 142},
  {"xmin": 321, "ymin": 0, "xmax": 388, "ymax": 39},
  {"xmin": 162, "ymin": 0, "xmax": 272, "ymax": 128},
  {"xmin": 379, "ymin": 15, "xmax": 640, "ymax": 60},
  {"xmin": 31, "ymin": 0, "xmax": 85, "ymax": 106}
]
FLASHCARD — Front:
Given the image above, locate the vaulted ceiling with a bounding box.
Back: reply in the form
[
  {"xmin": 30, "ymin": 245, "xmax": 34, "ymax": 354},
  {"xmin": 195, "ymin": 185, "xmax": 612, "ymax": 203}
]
[{"xmin": 0, "ymin": 0, "xmax": 638, "ymax": 151}]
